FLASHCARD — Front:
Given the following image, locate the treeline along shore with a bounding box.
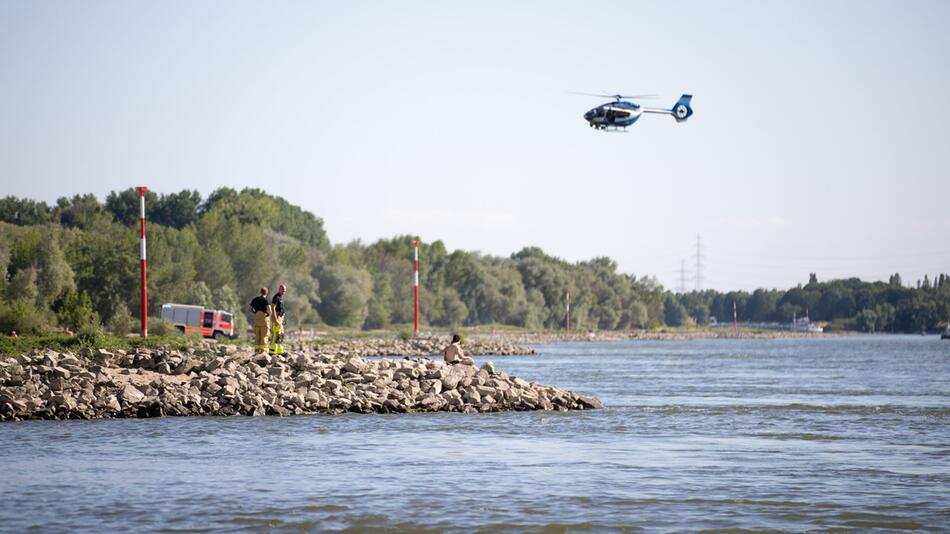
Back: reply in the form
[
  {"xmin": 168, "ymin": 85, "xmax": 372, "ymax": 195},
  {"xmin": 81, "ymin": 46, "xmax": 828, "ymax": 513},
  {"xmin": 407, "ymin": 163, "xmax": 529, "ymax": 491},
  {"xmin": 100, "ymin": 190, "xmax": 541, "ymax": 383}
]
[
  {"xmin": 0, "ymin": 338, "xmax": 603, "ymax": 421},
  {"xmin": 0, "ymin": 189, "xmax": 948, "ymax": 339}
]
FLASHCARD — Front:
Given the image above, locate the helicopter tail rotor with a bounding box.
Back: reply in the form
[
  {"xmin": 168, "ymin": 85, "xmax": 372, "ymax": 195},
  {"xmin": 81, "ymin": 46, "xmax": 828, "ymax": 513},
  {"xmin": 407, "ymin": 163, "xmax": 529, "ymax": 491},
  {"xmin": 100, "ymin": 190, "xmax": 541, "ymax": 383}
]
[{"xmin": 672, "ymin": 94, "xmax": 693, "ymax": 122}]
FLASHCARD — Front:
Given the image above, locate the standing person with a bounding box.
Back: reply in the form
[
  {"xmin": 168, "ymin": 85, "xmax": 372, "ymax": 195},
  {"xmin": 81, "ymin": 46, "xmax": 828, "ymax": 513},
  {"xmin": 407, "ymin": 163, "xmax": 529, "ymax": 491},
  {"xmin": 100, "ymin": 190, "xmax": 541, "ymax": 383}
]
[
  {"xmin": 269, "ymin": 284, "xmax": 287, "ymax": 356},
  {"xmin": 442, "ymin": 334, "xmax": 474, "ymax": 366},
  {"xmin": 249, "ymin": 287, "xmax": 271, "ymax": 354}
]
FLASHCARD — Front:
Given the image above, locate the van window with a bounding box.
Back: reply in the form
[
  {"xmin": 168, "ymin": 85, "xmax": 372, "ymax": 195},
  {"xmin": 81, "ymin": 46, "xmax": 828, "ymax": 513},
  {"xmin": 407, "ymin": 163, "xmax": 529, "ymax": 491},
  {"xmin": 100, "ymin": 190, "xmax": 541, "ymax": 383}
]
[
  {"xmin": 203, "ymin": 311, "xmax": 214, "ymax": 328},
  {"xmin": 221, "ymin": 313, "xmax": 232, "ymax": 324}
]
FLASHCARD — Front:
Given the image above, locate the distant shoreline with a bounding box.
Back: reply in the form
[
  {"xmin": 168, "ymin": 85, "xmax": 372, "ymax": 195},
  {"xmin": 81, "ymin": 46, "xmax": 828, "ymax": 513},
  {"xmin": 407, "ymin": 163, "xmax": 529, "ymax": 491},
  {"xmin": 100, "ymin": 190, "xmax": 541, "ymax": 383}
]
[{"xmin": 461, "ymin": 329, "xmax": 851, "ymax": 346}]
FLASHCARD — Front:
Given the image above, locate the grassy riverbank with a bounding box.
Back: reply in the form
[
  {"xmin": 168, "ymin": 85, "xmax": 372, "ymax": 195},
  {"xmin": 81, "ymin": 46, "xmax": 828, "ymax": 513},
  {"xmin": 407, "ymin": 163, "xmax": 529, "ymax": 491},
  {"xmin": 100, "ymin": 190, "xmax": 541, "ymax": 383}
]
[{"xmin": 0, "ymin": 332, "xmax": 245, "ymax": 357}]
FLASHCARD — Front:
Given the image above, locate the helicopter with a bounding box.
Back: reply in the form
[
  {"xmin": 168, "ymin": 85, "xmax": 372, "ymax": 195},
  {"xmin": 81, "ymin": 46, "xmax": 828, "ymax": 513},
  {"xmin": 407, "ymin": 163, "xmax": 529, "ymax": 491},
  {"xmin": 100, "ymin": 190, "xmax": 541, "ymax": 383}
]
[{"xmin": 576, "ymin": 92, "xmax": 694, "ymax": 131}]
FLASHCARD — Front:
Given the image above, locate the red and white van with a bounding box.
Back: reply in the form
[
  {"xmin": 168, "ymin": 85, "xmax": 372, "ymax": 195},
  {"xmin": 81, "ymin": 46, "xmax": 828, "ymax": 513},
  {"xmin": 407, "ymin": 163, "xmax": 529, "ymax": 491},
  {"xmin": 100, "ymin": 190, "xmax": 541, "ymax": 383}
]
[{"xmin": 160, "ymin": 303, "xmax": 235, "ymax": 339}]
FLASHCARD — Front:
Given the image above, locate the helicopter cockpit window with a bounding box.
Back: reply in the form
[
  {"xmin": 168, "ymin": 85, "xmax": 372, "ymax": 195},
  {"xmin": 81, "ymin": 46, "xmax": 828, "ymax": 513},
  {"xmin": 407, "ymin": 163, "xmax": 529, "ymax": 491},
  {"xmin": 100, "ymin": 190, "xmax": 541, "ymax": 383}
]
[{"xmin": 614, "ymin": 111, "xmax": 630, "ymax": 119}]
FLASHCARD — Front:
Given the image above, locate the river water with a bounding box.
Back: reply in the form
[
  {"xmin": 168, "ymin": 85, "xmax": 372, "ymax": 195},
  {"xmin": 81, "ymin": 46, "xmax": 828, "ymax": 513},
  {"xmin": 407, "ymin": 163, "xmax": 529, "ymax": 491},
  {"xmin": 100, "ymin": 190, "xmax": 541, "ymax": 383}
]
[{"xmin": 1, "ymin": 335, "xmax": 948, "ymax": 532}]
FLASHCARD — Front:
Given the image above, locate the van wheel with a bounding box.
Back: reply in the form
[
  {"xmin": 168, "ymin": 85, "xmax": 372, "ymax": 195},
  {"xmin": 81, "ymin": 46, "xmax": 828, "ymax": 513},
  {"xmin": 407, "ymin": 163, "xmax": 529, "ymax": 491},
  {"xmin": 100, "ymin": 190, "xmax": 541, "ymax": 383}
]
[
  {"xmin": 175, "ymin": 326, "xmax": 185, "ymax": 334},
  {"xmin": 212, "ymin": 331, "xmax": 222, "ymax": 340}
]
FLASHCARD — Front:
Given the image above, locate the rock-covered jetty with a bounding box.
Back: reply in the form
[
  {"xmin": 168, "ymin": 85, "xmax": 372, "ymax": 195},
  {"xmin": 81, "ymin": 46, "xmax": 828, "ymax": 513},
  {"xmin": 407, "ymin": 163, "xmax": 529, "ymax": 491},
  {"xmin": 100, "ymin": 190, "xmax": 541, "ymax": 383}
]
[
  {"xmin": 0, "ymin": 346, "xmax": 602, "ymax": 421},
  {"xmin": 309, "ymin": 337, "xmax": 537, "ymax": 357}
]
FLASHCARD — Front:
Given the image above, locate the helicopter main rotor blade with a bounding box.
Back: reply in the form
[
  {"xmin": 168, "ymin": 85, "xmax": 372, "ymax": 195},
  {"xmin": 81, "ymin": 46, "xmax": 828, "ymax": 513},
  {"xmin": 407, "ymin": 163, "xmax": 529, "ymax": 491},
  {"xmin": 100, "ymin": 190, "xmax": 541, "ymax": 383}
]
[
  {"xmin": 568, "ymin": 91, "xmax": 615, "ymax": 97},
  {"xmin": 619, "ymin": 94, "xmax": 660, "ymax": 100},
  {"xmin": 569, "ymin": 91, "xmax": 661, "ymax": 100}
]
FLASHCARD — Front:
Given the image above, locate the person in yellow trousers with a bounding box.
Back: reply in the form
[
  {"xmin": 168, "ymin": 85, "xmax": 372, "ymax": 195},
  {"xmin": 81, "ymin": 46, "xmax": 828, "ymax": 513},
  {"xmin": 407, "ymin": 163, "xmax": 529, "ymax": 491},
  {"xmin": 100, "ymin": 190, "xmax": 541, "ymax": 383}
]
[
  {"xmin": 249, "ymin": 287, "xmax": 271, "ymax": 353},
  {"xmin": 269, "ymin": 284, "xmax": 287, "ymax": 355}
]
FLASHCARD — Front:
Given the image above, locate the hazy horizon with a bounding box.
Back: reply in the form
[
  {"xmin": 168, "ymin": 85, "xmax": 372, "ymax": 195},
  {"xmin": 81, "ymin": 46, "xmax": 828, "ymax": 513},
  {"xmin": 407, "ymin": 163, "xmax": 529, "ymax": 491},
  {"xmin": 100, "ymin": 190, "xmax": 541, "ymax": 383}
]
[{"xmin": 2, "ymin": 1, "xmax": 948, "ymax": 291}]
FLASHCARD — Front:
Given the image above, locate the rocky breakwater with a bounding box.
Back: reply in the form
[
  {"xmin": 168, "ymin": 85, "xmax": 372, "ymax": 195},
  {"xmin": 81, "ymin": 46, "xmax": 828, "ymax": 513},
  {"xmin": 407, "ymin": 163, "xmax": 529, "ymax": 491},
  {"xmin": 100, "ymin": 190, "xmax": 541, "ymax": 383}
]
[
  {"xmin": 309, "ymin": 337, "xmax": 537, "ymax": 357},
  {"xmin": 0, "ymin": 347, "xmax": 602, "ymax": 421}
]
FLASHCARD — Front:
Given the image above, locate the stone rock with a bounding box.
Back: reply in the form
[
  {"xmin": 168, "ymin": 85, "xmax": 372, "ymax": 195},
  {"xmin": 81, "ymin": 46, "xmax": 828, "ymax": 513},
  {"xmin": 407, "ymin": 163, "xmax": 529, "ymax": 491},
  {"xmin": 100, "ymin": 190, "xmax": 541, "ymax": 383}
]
[
  {"xmin": 92, "ymin": 350, "xmax": 114, "ymax": 366},
  {"xmin": 204, "ymin": 357, "xmax": 226, "ymax": 372},
  {"xmin": 576, "ymin": 395, "xmax": 605, "ymax": 409},
  {"xmin": 440, "ymin": 366, "xmax": 465, "ymax": 391},
  {"xmin": 343, "ymin": 356, "xmax": 367, "ymax": 374},
  {"xmin": 52, "ymin": 367, "xmax": 71, "ymax": 379},
  {"xmin": 475, "ymin": 385, "xmax": 496, "ymax": 398},
  {"xmin": 462, "ymin": 388, "xmax": 481, "ymax": 405},
  {"xmin": 480, "ymin": 361, "xmax": 496, "ymax": 375},
  {"xmin": 512, "ymin": 377, "xmax": 530, "ymax": 389},
  {"xmin": 119, "ymin": 385, "xmax": 146, "ymax": 404},
  {"xmin": 173, "ymin": 360, "xmax": 196, "ymax": 375},
  {"xmin": 42, "ymin": 352, "xmax": 59, "ymax": 367},
  {"xmin": 48, "ymin": 377, "xmax": 67, "ymax": 391},
  {"xmin": 441, "ymin": 389, "xmax": 463, "ymax": 407}
]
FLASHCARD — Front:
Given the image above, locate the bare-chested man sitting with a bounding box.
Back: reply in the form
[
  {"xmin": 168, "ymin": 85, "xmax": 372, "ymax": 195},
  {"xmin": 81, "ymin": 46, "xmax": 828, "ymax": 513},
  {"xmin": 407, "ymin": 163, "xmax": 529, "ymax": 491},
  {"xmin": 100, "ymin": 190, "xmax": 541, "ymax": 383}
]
[{"xmin": 442, "ymin": 334, "xmax": 474, "ymax": 366}]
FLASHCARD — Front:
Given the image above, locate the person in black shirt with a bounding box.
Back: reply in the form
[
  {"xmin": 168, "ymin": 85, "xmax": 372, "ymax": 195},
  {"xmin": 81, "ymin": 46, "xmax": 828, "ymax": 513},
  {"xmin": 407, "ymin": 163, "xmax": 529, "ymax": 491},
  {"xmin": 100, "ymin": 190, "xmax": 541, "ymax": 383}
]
[
  {"xmin": 269, "ymin": 284, "xmax": 287, "ymax": 355},
  {"xmin": 249, "ymin": 287, "xmax": 271, "ymax": 353}
]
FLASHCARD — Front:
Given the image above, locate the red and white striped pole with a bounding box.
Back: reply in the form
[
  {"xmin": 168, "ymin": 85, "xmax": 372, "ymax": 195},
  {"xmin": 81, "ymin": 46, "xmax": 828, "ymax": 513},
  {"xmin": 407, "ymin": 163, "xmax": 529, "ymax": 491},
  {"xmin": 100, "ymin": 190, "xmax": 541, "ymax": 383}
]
[
  {"xmin": 566, "ymin": 291, "xmax": 571, "ymax": 335},
  {"xmin": 413, "ymin": 240, "xmax": 420, "ymax": 336},
  {"xmin": 138, "ymin": 186, "xmax": 148, "ymax": 337}
]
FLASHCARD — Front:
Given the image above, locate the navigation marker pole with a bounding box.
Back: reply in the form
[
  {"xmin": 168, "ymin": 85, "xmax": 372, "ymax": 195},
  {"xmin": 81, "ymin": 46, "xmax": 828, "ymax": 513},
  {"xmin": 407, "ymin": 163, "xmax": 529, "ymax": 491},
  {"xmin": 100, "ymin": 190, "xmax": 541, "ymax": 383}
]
[
  {"xmin": 413, "ymin": 240, "xmax": 420, "ymax": 336},
  {"xmin": 138, "ymin": 186, "xmax": 148, "ymax": 337},
  {"xmin": 566, "ymin": 291, "xmax": 571, "ymax": 336},
  {"xmin": 732, "ymin": 299, "xmax": 738, "ymax": 337}
]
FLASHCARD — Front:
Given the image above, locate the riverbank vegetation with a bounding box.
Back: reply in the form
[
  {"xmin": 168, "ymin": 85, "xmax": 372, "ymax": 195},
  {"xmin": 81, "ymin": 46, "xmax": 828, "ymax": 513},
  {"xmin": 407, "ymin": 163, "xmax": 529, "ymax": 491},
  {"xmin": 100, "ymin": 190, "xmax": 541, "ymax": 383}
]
[
  {"xmin": 1, "ymin": 189, "xmax": 947, "ymax": 337},
  {"xmin": 668, "ymin": 273, "xmax": 950, "ymax": 333}
]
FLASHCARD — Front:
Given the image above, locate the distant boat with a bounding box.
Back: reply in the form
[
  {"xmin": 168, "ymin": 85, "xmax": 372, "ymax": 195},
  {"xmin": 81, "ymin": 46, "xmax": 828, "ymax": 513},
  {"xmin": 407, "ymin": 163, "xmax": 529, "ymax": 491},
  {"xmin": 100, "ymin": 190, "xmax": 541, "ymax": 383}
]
[
  {"xmin": 942, "ymin": 323, "xmax": 950, "ymax": 340},
  {"xmin": 791, "ymin": 314, "xmax": 823, "ymax": 333}
]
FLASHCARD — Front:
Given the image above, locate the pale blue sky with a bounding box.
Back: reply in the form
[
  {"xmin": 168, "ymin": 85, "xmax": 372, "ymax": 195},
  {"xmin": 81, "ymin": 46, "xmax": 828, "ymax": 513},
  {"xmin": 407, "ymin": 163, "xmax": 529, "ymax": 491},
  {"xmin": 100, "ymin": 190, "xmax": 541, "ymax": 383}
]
[{"xmin": 1, "ymin": 1, "xmax": 948, "ymax": 291}]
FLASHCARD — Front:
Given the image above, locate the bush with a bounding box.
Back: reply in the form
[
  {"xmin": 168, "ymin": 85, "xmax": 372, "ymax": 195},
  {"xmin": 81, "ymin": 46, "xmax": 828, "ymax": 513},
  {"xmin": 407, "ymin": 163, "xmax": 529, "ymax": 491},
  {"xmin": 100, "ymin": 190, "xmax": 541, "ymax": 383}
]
[
  {"xmin": 396, "ymin": 328, "xmax": 413, "ymax": 341},
  {"xmin": 106, "ymin": 302, "xmax": 134, "ymax": 336},
  {"xmin": 75, "ymin": 323, "xmax": 104, "ymax": 347},
  {"xmin": 146, "ymin": 317, "xmax": 178, "ymax": 337},
  {"xmin": 0, "ymin": 298, "xmax": 50, "ymax": 335}
]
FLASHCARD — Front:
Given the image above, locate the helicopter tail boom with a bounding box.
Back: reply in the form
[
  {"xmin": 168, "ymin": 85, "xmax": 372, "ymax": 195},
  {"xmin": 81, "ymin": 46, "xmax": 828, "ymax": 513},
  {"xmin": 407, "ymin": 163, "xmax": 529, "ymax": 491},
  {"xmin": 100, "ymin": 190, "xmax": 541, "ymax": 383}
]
[{"xmin": 642, "ymin": 94, "xmax": 694, "ymax": 122}]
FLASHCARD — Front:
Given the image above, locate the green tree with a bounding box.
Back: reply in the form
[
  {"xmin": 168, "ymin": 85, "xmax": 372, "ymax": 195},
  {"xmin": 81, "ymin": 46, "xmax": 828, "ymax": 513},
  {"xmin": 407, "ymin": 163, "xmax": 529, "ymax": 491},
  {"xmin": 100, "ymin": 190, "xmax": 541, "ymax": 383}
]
[
  {"xmin": 33, "ymin": 228, "xmax": 76, "ymax": 308},
  {"xmin": 663, "ymin": 295, "xmax": 689, "ymax": 326},
  {"xmin": 212, "ymin": 284, "xmax": 247, "ymax": 338},
  {"xmin": 58, "ymin": 291, "xmax": 99, "ymax": 331},
  {"xmin": 54, "ymin": 194, "xmax": 110, "ymax": 229},
  {"xmin": 317, "ymin": 264, "xmax": 372, "ymax": 327},
  {"xmin": 0, "ymin": 196, "xmax": 51, "ymax": 225},
  {"xmin": 364, "ymin": 273, "xmax": 394, "ymax": 330},
  {"xmin": 622, "ymin": 300, "xmax": 649, "ymax": 329},
  {"xmin": 855, "ymin": 308, "xmax": 877, "ymax": 333},
  {"xmin": 8, "ymin": 267, "xmax": 39, "ymax": 305},
  {"xmin": 186, "ymin": 281, "xmax": 214, "ymax": 306},
  {"xmin": 874, "ymin": 302, "xmax": 896, "ymax": 332},
  {"xmin": 432, "ymin": 288, "xmax": 468, "ymax": 328},
  {"xmin": 747, "ymin": 289, "xmax": 779, "ymax": 322},
  {"xmin": 0, "ymin": 236, "xmax": 9, "ymax": 296},
  {"xmin": 152, "ymin": 190, "xmax": 202, "ymax": 229}
]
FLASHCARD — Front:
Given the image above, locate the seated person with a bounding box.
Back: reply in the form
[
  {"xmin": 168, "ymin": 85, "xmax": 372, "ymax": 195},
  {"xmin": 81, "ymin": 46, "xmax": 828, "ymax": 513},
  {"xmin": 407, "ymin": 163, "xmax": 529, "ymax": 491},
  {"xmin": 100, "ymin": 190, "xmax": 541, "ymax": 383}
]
[{"xmin": 442, "ymin": 334, "xmax": 474, "ymax": 366}]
